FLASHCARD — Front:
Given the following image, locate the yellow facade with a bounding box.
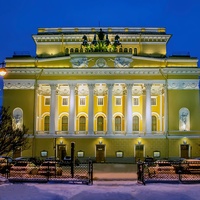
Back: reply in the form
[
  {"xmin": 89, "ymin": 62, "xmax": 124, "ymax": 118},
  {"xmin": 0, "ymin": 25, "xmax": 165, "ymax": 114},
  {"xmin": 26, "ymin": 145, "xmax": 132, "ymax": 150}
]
[{"xmin": 3, "ymin": 26, "xmax": 200, "ymax": 163}]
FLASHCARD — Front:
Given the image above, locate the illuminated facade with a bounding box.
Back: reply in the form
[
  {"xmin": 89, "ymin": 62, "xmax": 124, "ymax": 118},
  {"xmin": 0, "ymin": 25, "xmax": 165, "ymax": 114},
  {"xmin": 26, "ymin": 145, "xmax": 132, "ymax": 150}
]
[{"xmin": 3, "ymin": 27, "xmax": 200, "ymax": 162}]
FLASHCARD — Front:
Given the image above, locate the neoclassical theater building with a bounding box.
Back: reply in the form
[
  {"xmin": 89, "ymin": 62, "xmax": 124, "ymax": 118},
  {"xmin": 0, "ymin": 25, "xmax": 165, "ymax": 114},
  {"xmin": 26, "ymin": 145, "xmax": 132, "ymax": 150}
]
[{"xmin": 3, "ymin": 26, "xmax": 200, "ymax": 162}]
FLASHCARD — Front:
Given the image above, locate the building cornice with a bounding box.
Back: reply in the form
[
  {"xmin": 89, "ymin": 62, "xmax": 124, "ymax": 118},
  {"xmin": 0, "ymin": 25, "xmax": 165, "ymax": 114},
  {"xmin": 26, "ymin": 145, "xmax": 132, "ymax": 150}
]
[{"xmin": 4, "ymin": 67, "xmax": 200, "ymax": 77}]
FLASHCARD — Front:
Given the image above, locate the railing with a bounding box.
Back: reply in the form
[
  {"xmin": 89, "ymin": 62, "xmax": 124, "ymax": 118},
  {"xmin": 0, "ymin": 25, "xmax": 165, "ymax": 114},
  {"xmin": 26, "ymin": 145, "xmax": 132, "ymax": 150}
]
[
  {"xmin": 137, "ymin": 160, "xmax": 200, "ymax": 185},
  {"xmin": 0, "ymin": 160, "xmax": 93, "ymax": 185}
]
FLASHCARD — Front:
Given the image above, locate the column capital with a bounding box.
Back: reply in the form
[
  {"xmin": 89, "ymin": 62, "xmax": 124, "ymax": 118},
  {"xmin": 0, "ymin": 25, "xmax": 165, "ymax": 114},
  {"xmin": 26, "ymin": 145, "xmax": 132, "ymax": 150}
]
[
  {"xmin": 88, "ymin": 83, "xmax": 95, "ymax": 90},
  {"xmin": 126, "ymin": 84, "xmax": 133, "ymax": 89},
  {"xmin": 50, "ymin": 84, "xmax": 58, "ymax": 90},
  {"xmin": 69, "ymin": 83, "xmax": 76, "ymax": 89},
  {"xmin": 144, "ymin": 83, "xmax": 152, "ymax": 90},
  {"xmin": 107, "ymin": 84, "xmax": 114, "ymax": 90}
]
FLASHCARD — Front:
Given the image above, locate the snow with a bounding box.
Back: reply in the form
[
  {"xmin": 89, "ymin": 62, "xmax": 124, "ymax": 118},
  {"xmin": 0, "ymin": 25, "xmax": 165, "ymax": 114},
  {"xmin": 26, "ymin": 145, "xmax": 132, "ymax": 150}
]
[{"xmin": 0, "ymin": 175, "xmax": 200, "ymax": 200}]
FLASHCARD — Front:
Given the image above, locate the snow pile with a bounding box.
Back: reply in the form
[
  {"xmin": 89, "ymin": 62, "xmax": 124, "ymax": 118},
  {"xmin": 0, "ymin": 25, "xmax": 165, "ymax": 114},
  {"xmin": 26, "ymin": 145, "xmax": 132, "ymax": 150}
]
[{"xmin": 0, "ymin": 181, "xmax": 200, "ymax": 200}]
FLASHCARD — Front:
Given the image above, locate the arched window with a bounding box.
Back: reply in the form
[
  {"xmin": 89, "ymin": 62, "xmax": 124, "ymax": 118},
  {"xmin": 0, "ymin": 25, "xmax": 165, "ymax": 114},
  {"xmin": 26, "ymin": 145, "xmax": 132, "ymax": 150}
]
[
  {"xmin": 80, "ymin": 48, "xmax": 83, "ymax": 53},
  {"xmin": 70, "ymin": 48, "xmax": 74, "ymax": 53},
  {"xmin": 115, "ymin": 116, "xmax": 121, "ymax": 131},
  {"xmin": 79, "ymin": 116, "xmax": 86, "ymax": 131},
  {"xmin": 129, "ymin": 48, "xmax": 132, "ymax": 53},
  {"xmin": 62, "ymin": 116, "xmax": 68, "ymax": 131},
  {"xmin": 133, "ymin": 116, "xmax": 139, "ymax": 131},
  {"xmin": 152, "ymin": 116, "xmax": 157, "ymax": 131},
  {"xmin": 119, "ymin": 48, "xmax": 122, "ymax": 52},
  {"xmin": 134, "ymin": 48, "xmax": 137, "ymax": 55},
  {"xmin": 124, "ymin": 48, "xmax": 128, "ymax": 53},
  {"xmin": 75, "ymin": 48, "xmax": 79, "ymax": 52},
  {"xmin": 44, "ymin": 116, "xmax": 50, "ymax": 131},
  {"xmin": 65, "ymin": 48, "xmax": 69, "ymax": 54},
  {"xmin": 97, "ymin": 116, "xmax": 104, "ymax": 131}
]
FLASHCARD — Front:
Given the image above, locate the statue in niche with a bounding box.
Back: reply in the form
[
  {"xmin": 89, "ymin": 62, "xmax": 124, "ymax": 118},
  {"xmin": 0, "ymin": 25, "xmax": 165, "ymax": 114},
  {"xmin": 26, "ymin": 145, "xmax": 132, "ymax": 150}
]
[
  {"xmin": 179, "ymin": 108, "xmax": 190, "ymax": 131},
  {"xmin": 12, "ymin": 114, "xmax": 23, "ymax": 130}
]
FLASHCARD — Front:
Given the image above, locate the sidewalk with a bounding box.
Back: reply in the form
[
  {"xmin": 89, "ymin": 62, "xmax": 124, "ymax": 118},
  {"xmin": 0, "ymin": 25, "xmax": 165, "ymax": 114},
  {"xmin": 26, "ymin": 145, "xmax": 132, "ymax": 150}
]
[{"xmin": 93, "ymin": 163, "xmax": 138, "ymax": 181}]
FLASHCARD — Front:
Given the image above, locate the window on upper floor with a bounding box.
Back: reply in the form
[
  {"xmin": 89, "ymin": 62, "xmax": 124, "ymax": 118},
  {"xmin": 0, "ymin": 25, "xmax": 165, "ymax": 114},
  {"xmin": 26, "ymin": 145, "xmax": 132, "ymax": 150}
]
[
  {"xmin": 115, "ymin": 116, "xmax": 121, "ymax": 131},
  {"xmin": 62, "ymin": 97, "xmax": 68, "ymax": 106},
  {"xmin": 44, "ymin": 116, "xmax": 50, "ymax": 131},
  {"xmin": 97, "ymin": 116, "xmax": 104, "ymax": 131},
  {"xmin": 45, "ymin": 97, "xmax": 50, "ymax": 106},
  {"xmin": 62, "ymin": 116, "xmax": 68, "ymax": 131},
  {"xmin": 133, "ymin": 116, "xmax": 139, "ymax": 131},
  {"xmin": 151, "ymin": 97, "xmax": 157, "ymax": 106},
  {"xmin": 152, "ymin": 115, "xmax": 157, "ymax": 131},
  {"xmin": 79, "ymin": 116, "xmax": 86, "ymax": 131},
  {"xmin": 133, "ymin": 97, "xmax": 139, "ymax": 106},
  {"xmin": 80, "ymin": 97, "xmax": 86, "ymax": 106},
  {"xmin": 97, "ymin": 97, "xmax": 104, "ymax": 106},
  {"xmin": 115, "ymin": 97, "xmax": 122, "ymax": 106}
]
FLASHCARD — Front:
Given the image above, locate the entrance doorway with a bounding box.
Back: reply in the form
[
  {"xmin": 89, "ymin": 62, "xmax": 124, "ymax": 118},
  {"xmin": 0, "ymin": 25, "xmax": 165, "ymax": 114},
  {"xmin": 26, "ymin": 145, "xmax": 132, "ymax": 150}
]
[
  {"xmin": 57, "ymin": 144, "xmax": 66, "ymax": 160},
  {"xmin": 96, "ymin": 144, "xmax": 105, "ymax": 163},
  {"xmin": 180, "ymin": 144, "xmax": 189, "ymax": 159},
  {"xmin": 135, "ymin": 145, "xmax": 144, "ymax": 161}
]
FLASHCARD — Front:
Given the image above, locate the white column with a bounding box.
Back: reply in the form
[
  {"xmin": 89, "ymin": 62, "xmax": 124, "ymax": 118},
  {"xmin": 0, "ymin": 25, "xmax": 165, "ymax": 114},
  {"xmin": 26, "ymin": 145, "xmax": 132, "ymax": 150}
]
[
  {"xmin": 142, "ymin": 91, "xmax": 146, "ymax": 133},
  {"xmin": 34, "ymin": 84, "xmax": 39, "ymax": 134},
  {"xmin": 88, "ymin": 84, "xmax": 94, "ymax": 135},
  {"xmin": 126, "ymin": 84, "xmax": 132, "ymax": 135},
  {"xmin": 69, "ymin": 84, "xmax": 76, "ymax": 135},
  {"xmin": 107, "ymin": 84, "xmax": 113, "ymax": 135},
  {"xmin": 145, "ymin": 84, "xmax": 152, "ymax": 135},
  {"xmin": 164, "ymin": 83, "xmax": 168, "ymax": 134},
  {"xmin": 50, "ymin": 84, "xmax": 57, "ymax": 134}
]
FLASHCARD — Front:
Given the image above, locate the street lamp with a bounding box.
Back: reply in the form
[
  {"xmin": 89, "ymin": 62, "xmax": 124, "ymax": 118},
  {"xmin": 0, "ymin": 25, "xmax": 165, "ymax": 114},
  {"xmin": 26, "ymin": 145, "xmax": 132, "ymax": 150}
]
[{"xmin": 0, "ymin": 62, "xmax": 7, "ymax": 77}]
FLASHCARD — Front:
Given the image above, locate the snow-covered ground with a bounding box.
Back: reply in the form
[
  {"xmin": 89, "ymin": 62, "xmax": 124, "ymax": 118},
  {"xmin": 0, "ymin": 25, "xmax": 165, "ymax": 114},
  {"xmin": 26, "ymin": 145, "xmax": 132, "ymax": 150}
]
[{"xmin": 0, "ymin": 176, "xmax": 200, "ymax": 200}]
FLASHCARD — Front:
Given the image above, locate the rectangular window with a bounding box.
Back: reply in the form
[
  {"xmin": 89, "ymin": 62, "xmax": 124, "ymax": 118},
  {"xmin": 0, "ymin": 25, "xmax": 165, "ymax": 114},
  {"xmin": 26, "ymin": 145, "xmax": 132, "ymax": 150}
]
[
  {"xmin": 115, "ymin": 97, "xmax": 122, "ymax": 106},
  {"xmin": 62, "ymin": 97, "xmax": 68, "ymax": 106},
  {"xmin": 80, "ymin": 97, "xmax": 86, "ymax": 106},
  {"xmin": 45, "ymin": 97, "xmax": 50, "ymax": 106},
  {"xmin": 97, "ymin": 97, "xmax": 104, "ymax": 106},
  {"xmin": 151, "ymin": 97, "xmax": 157, "ymax": 106},
  {"xmin": 133, "ymin": 97, "xmax": 139, "ymax": 106}
]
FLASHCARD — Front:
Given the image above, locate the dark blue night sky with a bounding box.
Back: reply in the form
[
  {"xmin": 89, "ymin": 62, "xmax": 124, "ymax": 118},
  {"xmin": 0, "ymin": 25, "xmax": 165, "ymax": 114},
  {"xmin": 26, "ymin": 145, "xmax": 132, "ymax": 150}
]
[
  {"xmin": 0, "ymin": 0, "xmax": 200, "ymax": 106},
  {"xmin": 0, "ymin": 0, "xmax": 200, "ymax": 62}
]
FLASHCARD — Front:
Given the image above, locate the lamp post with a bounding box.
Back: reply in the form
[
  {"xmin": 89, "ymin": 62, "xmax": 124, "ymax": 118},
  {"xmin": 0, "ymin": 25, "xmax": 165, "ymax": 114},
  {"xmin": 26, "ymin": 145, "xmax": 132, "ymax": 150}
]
[
  {"xmin": 0, "ymin": 62, "xmax": 7, "ymax": 77},
  {"xmin": 0, "ymin": 62, "xmax": 6, "ymax": 108}
]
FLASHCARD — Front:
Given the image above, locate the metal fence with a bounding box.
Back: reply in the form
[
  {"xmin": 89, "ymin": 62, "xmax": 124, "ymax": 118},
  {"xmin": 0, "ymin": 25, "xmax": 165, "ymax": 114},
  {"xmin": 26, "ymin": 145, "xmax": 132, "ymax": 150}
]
[
  {"xmin": 137, "ymin": 160, "xmax": 200, "ymax": 185},
  {"xmin": 0, "ymin": 160, "xmax": 93, "ymax": 185}
]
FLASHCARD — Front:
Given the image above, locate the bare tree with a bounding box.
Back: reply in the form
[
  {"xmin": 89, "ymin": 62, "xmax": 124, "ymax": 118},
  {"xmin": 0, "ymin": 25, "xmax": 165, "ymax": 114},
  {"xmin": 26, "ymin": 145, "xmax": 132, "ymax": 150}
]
[{"xmin": 0, "ymin": 107, "xmax": 30, "ymax": 155}]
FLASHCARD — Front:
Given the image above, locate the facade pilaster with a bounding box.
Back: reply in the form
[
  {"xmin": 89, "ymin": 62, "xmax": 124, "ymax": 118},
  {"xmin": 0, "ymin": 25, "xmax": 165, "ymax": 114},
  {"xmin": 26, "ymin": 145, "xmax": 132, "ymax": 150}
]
[
  {"xmin": 88, "ymin": 84, "xmax": 94, "ymax": 135},
  {"xmin": 69, "ymin": 84, "xmax": 76, "ymax": 135}
]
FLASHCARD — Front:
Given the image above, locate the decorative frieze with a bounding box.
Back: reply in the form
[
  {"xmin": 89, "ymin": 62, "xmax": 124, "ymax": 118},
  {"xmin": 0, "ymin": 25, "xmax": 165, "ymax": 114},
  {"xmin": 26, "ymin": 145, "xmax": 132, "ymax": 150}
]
[
  {"xmin": 4, "ymin": 80, "xmax": 35, "ymax": 89},
  {"xmin": 168, "ymin": 80, "xmax": 199, "ymax": 89}
]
